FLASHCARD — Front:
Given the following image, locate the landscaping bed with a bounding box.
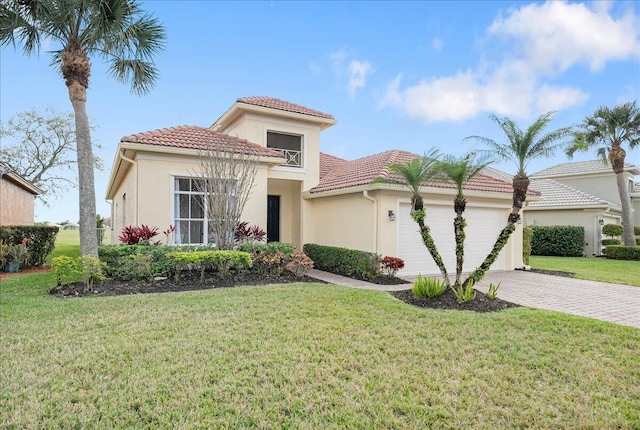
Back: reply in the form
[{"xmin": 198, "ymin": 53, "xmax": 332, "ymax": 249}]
[
  {"xmin": 49, "ymin": 271, "xmax": 322, "ymax": 297},
  {"xmin": 391, "ymin": 287, "xmax": 520, "ymax": 313}
]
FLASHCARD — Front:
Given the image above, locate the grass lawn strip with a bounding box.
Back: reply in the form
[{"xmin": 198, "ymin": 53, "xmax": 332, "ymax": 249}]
[
  {"xmin": 530, "ymin": 256, "xmax": 640, "ymax": 286},
  {"xmin": 2, "ymin": 271, "xmax": 639, "ymax": 428}
]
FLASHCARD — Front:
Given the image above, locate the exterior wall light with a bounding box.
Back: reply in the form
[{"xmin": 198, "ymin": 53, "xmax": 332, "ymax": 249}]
[
  {"xmin": 388, "ymin": 210, "xmax": 396, "ymax": 221},
  {"xmin": 599, "ymin": 219, "xmax": 604, "ymax": 226}
]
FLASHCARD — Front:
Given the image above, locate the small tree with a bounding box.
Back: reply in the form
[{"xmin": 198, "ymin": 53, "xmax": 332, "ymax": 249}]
[
  {"xmin": 195, "ymin": 140, "xmax": 259, "ymax": 250},
  {"xmin": 0, "ymin": 107, "xmax": 102, "ymax": 204}
]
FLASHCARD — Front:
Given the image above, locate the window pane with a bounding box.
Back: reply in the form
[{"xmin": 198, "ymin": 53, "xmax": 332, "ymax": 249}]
[
  {"xmin": 178, "ymin": 194, "xmax": 190, "ymax": 218},
  {"xmin": 191, "ymin": 194, "xmax": 204, "ymax": 219},
  {"xmin": 267, "ymin": 132, "xmax": 301, "ymax": 151},
  {"xmin": 178, "ymin": 220, "xmax": 189, "ymax": 244},
  {"xmin": 190, "ymin": 221, "xmax": 203, "ymax": 244},
  {"xmin": 191, "ymin": 179, "xmax": 205, "ymax": 192},
  {"xmin": 176, "ymin": 178, "xmax": 190, "ymax": 191}
]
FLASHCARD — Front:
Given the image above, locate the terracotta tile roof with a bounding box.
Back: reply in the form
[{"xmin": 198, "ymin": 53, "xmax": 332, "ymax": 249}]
[
  {"xmin": 527, "ymin": 179, "xmax": 620, "ymax": 209},
  {"xmin": 532, "ymin": 159, "xmax": 640, "ymax": 177},
  {"xmin": 319, "ymin": 152, "xmax": 347, "ymax": 179},
  {"xmin": 120, "ymin": 125, "xmax": 285, "ymax": 158},
  {"xmin": 237, "ymin": 97, "xmax": 335, "ymax": 120},
  {"xmin": 311, "ymin": 149, "xmax": 531, "ymax": 196}
]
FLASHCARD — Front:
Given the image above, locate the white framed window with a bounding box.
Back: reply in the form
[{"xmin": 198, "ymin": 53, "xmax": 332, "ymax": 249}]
[
  {"xmin": 173, "ymin": 177, "xmax": 237, "ymax": 245},
  {"xmin": 267, "ymin": 131, "xmax": 303, "ymax": 168}
]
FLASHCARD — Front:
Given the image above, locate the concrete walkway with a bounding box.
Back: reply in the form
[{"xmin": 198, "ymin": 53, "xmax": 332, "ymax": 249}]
[{"xmin": 307, "ymin": 269, "xmax": 640, "ymax": 329}]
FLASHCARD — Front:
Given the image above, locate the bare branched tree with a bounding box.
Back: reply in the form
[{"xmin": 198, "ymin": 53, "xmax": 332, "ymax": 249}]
[
  {"xmin": 0, "ymin": 106, "xmax": 102, "ymax": 205},
  {"xmin": 194, "ymin": 139, "xmax": 258, "ymax": 250}
]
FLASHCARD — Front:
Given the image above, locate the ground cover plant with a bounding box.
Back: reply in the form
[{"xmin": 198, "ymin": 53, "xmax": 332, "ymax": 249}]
[
  {"xmin": 530, "ymin": 256, "xmax": 640, "ymax": 286},
  {"xmin": 2, "ymin": 269, "xmax": 639, "ymax": 428}
]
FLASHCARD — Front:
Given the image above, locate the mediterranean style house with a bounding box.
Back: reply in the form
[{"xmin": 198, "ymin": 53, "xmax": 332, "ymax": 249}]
[
  {"xmin": 106, "ymin": 97, "xmax": 523, "ymax": 276},
  {"xmin": 523, "ymin": 160, "xmax": 640, "ymax": 256},
  {"xmin": 0, "ymin": 162, "xmax": 43, "ymax": 226}
]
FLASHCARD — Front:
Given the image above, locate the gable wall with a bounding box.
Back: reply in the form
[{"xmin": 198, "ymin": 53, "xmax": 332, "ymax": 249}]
[
  {"xmin": 551, "ymin": 171, "xmax": 634, "ymax": 206},
  {"xmin": 0, "ymin": 178, "xmax": 36, "ymax": 225}
]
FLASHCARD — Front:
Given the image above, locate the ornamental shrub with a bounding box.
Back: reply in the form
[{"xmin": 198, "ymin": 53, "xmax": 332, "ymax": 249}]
[
  {"xmin": 0, "ymin": 225, "xmax": 58, "ymax": 267},
  {"xmin": 601, "ymin": 239, "xmax": 621, "ymax": 246},
  {"xmin": 303, "ymin": 243, "xmax": 381, "ymax": 280},
  {"xmin": 285, "ymin": 252, "xmax": 314, "ymax": 278},
  {"xmin": 602, "ymin": 224, "xmax": 623, "ymax": 238},
  {"xmin": 412, "ymin": 275, "xmax": 446, "ymax": 298},
  {"xmin": 603, "ymin": 245, "xmax": 640, "ymax": 260},
  {"xmin": 634, "ymin": 226, "xmax": 640, "ymax": 236},
  {"xmin": 380, "ymin": 256, "xmax": 404, "ymax": 277},
  {"xmin": 531, "ymin": 226, "xmax": 584, "ymax": 257}
]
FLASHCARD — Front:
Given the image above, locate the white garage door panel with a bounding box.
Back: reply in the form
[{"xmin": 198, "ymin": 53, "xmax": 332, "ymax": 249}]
[{"xmin": 398, "ymin": 202, "xmax": 507, "ymax": 276}]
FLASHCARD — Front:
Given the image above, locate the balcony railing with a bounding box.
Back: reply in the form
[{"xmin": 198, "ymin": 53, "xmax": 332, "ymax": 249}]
[{"xmin": 272, "ymin": 148, "xmax": 302, "ymax": 167}]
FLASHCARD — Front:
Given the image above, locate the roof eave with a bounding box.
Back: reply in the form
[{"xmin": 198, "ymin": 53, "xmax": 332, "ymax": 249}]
[
  {"xmin": 2, "ymin": 172, "xmax": 43, "ymax": 195},
  {"xmin": 212, "ymin": 101, "xmax": 337, "ymax": 131}
]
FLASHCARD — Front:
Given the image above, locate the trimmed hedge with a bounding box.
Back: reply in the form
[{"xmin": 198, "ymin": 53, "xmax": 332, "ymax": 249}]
[
  {"xmin": 303, "ymin": 243, "xmax": 380, "ymax": 280},
  {"xmin": 98, "ymin": 244, "xmax": 216, "ymax": 280},
  {"xmin": 635, "ymin": 226, "xmax": 640, "ymax": 236},
  {"xmin": 237, "ymin": 242, "xmax": 295, "ymax": 257},
  {"xmin": 531, "ymin": 226, "xmax": 584, "ymax": 257},
  {"xmin": 0, "ymin": 225, "xmax": 59, "ymax": 267},
  {"xmin": 601, "ymin": 239, "xmax": 621, "ymax": 246},
  {"xmin": 603, "ymin": 245, "xmax": 640, "ymax": 261}
]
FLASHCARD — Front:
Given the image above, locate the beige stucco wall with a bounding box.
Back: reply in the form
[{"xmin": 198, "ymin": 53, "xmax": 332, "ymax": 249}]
[
  {"xmin": 110, "ymin": 150, "xmax": 271, "ymax": 244},
  {"xmin": 523, "ymin": 208, "xmax": 620, "ymax": 256},
  {"xmin": 217, "ymin": 112, "xmax": 322, "ymax": 191},
  {"xmin": 308, "ymin": 188, "xmax": 523, "ymax": 270},
  {"xmin": 0, "ymin": 177, "xmax": 36, "ymax": 226},
  {"xmin": 551, "ymin": 171, "xmax": 634, "ymax": 206}
]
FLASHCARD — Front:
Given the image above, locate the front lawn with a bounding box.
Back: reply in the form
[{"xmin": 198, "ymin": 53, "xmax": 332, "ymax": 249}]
[
  {"xmin": 1, "ymin": 271, "xmax": 639, "ymax": 428},
  {"xmin": 530, "ymin": 256, "xmax": 640, "ymax": 286}
]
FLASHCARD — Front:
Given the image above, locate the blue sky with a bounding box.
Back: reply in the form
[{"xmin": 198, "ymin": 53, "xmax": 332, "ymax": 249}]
[{"xmin": 1, "ymin": 0, "xmax": 639, "ymax": 223}]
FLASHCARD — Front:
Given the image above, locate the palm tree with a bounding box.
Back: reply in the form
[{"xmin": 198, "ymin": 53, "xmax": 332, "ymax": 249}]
[
  {"xmin": 1, "ymin": 0, "xmax": 166, "ymax": 257},
  {"xmin": 374, "ymin": 150, "xmax": 451, "ymax": 286},
  {"xmin": 567, "ymin": 101, "xmax": 640, "ymax": 246},
  {"xmin": 463, "ymin": 112, "xmax": 573, "ymax": 285},
  {"xmin": 436, "ymin": 153, "xmax": 492, "ymax": 287}
]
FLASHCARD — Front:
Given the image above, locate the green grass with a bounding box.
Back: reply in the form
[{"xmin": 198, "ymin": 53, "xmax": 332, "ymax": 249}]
[
  {"xmin": 48, "ymin": 229, "xmax": 111, "ymax": 261},
  {"xmin": 2, "ymin": 270, "xmax": 639, "ymax": 428},
  {"xmin": 530, "ymin": 256, "xmax": 640, "ymax": 286}
]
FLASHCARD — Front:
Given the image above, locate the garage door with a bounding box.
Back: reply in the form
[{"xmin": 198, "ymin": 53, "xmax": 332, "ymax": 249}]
[{"xmin": 397, "ymin": 202, "xmax": 507, "ymax": 276}]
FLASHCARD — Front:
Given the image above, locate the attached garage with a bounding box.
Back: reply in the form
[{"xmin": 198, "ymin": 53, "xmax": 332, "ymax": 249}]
[{"xmin": 397, "ymin": 200, "xmax": 508, "ymax": 276}]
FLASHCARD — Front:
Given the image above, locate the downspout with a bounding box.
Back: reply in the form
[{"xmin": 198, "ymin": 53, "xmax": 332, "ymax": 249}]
[
  {"xmin": 363, "ymin": 190, "xmax": 378, "ymax": 253},
  {"xmin": 105, "ymin": 199, "xmax": 113, "ymax": 244},
  {"xmin": 119, "ymin": 150, "xmax": 138, "ymax": 226}
]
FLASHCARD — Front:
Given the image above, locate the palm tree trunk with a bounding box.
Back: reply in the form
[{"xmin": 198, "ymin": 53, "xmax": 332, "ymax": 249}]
[
  {"xmin": 413, "ymin": 212, "xmax": 450, "ymax": 287},
  {"xmin": 454, "ymin": 216, "xmax": 466, "ymax": 287},
  {"xmin": 67, "ymin": 80, "xmax": 98, "ymax": 257},
  {"xmin": 616, "ymin": 171, "xmax": 636, "ymax": 246}
]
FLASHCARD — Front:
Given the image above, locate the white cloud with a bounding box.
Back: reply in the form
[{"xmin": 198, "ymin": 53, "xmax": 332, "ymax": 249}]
[
  {"xmin": 380, "ymin": 1, "xmax": 639, "ymax": 123},
  {"xmin": 488, "ymin": 1, "xmax": 640, "ymax": 73},
  {"xmin": 431, "ymin": 37, "xmax": 443, "ymax": 52},
  {"xmin": 347, "ymin": 60, "xmax": 373, "ymax": 98}
]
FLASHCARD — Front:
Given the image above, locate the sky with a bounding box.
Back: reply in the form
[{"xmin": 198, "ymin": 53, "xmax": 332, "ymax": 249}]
[{"xmin": 1, "ymin": 0, "xmax": 639, "ymax": 224}]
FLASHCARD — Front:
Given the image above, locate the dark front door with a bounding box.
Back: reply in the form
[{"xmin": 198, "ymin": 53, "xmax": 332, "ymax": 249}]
[{"xmin": 267, "ymin": 195, "xmax": 280, "ymax": 242}]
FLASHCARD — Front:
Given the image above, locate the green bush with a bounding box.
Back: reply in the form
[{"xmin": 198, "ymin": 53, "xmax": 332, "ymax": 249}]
[
  {"xmin": 602, "ymin": 224, "xmax": 623, "ymax": 238},
  {"xmin": 98, "ymin": 244, "xmax": 215, "ymax": 280},
  {"xmin": 0, "ymin": 225, "xmax": 58, "ymax": 267},
  {"xmin": 51, "ymin": 256, "xmax": 80, "ymax": 286},
  {"xmin": 522, "ymin": 226, "xmax": 533, "ymax": 265},
  {"xmin": 531, "ymin": 226, "xmax": 584, "ymax": 257},
  {"xmin": 303, "ymin": 243, "xmax": 380, "ymax": 280},
  {"xmin": 603, "ymin": 245, "xmax": 640, "ymax": 260},
  {"xmin": 635, "ymin": 226, "xmax": 640, "ymax": 236},
  {"xmin": 237, "ymin": 242, "xmax": 295, "ymax": 257},
  {"xmin": 167, "ymin": 250, "xmax": 252, "ymax": 282},
  {"xmin": 601, "ymin": 239, "xmax": 621, "ymax": 246}
]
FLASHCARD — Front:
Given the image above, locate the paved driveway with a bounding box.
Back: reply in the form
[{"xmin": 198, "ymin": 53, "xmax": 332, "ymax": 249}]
[{"xmin": 473, "ymin": 271, "xmax": 640, "ymax": 329}]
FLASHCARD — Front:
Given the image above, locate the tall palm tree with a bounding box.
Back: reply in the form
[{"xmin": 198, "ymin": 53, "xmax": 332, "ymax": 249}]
[
  {"xmin": 374, "ymin": 150, "xmax": 451, "ymax": 286},
  {"xmin": 567, "ymin": 101, "xmax": 640, "ymax": 246},
  {"xmin": 1, "ymin": 0, "xmax": 166, "ymax": 257},
  {"xmin": 463, "ymin": 112, "xmax": 573, "ymax": 285},
  {"xmin": 436, "ymin": 153, "xmax": 492, "ymax": 287}
]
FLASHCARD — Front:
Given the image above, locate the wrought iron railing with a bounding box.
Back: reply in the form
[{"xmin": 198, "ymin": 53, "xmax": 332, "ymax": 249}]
[{"xmin": 272, "ymin": 148, "xmax": 302, "ymax": 167}]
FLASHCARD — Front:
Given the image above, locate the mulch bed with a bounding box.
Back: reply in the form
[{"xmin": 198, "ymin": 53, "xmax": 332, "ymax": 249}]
[
  {"xmin": 49, "ymin": 271, "xmax": 324, "ymax": 297},
  {"xmin": 390, "ymin": 287, "xmax": 521, "ymax": 313},
  {"xmin": 529, "ymin": 268, "xmax": 575, "ymax": 278}
]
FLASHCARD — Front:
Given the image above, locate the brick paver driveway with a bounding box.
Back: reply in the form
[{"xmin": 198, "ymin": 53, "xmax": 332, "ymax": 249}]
[{"xmin": 475, "ymin": 271, "xmax": 640, "ymax": 328}]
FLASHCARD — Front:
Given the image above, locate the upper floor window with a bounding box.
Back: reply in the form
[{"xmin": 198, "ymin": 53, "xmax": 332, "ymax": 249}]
[{"xmin": 267, "ymin": 131, "xmax": 303, "ymax": 168}]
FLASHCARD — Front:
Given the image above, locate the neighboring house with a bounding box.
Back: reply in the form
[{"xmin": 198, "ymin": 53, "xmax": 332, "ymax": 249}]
[
  {"xmin": 523, "ymin": 160, "xmax": 639, "ymax": 256},
  {"xmin": 106, "ymin": 97, "xmax": 524, "ymax": 276},
  {"xmin": 0, "ymin": 162, "xmax": 43, "ymax": 226}
]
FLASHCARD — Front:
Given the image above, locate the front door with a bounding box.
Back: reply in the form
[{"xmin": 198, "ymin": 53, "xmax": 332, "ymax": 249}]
[{"xmin": 267, "ymin": 195, "xmax": 280, "ymax": 242}]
